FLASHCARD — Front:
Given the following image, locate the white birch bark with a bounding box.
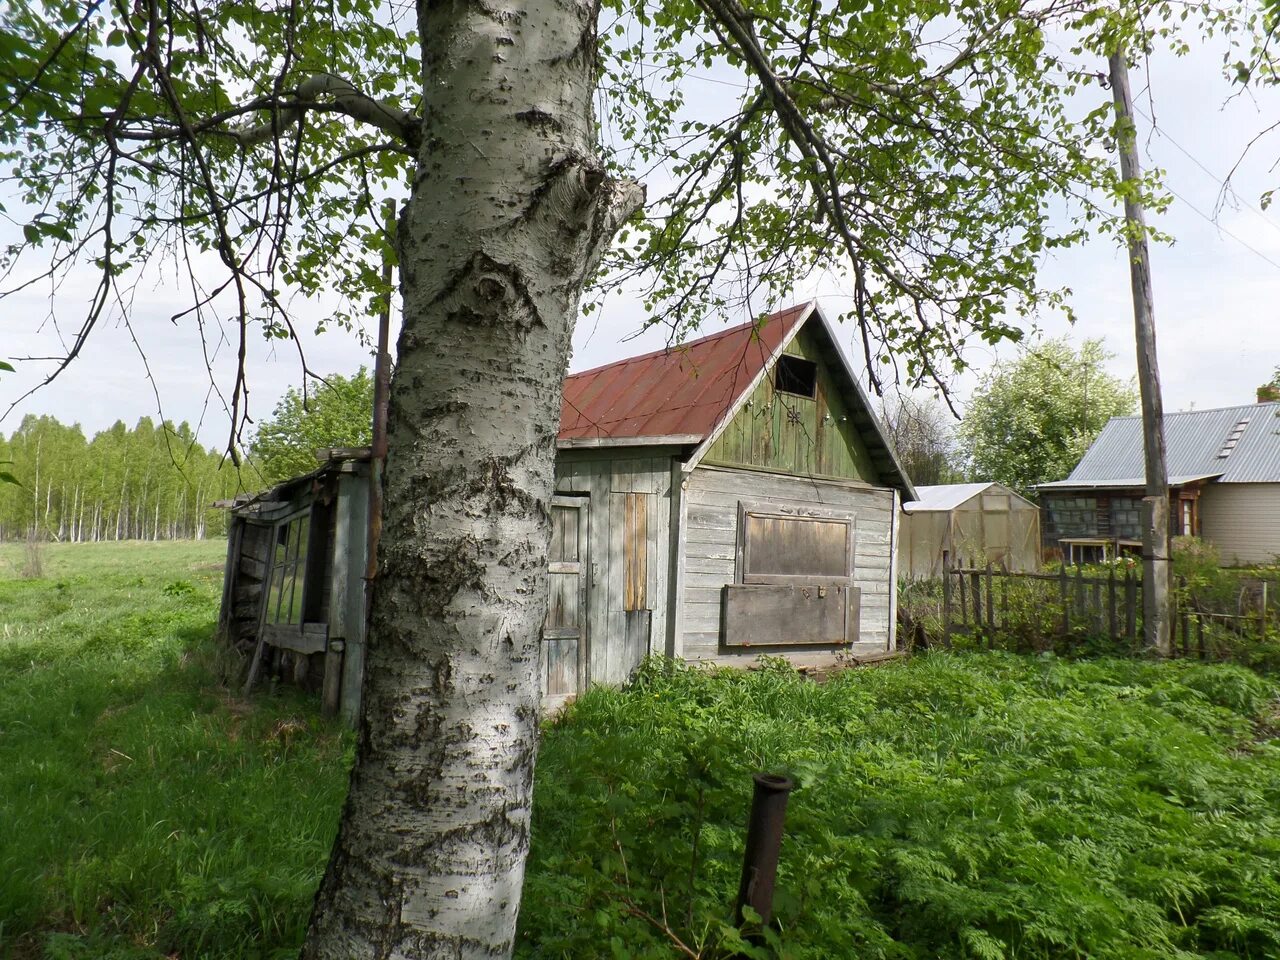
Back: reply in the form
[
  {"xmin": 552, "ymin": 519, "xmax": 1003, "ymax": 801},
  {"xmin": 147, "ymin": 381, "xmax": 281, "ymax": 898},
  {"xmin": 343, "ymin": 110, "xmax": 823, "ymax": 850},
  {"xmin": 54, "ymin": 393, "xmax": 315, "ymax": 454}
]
[{"xmin": 301, "ymin": 0, "xmax": 640, "ymax": 957}]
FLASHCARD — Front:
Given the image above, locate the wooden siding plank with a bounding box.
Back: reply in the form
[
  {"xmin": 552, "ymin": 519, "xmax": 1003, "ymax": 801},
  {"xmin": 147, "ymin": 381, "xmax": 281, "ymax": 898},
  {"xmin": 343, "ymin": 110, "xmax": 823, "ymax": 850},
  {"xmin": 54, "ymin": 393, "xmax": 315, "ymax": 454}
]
[
  {"xmin": 883, "ymin": 490, "xmax": 899, "ymax": 643},
  {"xmin": 623, "ymin": 492, "xmax": 649, "ymax": 611},
  {"xmin": 668, "ymin": 461, "xmax": 689, "ymax": 660}
]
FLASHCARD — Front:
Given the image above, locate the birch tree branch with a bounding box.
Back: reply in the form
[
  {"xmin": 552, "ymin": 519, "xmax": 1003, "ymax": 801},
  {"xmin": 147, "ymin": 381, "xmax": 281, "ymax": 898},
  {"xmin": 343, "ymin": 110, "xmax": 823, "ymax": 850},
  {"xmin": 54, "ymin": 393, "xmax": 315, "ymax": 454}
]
[{"xmin": 227, "ymin": 73, "xmax": 419, "ymax": 150}]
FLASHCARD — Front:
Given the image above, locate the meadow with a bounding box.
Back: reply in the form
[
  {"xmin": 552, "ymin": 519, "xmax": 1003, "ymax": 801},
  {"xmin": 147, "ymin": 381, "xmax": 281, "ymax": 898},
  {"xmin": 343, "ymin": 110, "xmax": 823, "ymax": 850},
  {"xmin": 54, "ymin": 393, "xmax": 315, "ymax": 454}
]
[
  {"xmin": 2, "ymin": 542, "xmax": 1279, "ymax": 958},
  {"xmin": 0, "ymin": 541, "xmax": 351, "ymax": 959}
]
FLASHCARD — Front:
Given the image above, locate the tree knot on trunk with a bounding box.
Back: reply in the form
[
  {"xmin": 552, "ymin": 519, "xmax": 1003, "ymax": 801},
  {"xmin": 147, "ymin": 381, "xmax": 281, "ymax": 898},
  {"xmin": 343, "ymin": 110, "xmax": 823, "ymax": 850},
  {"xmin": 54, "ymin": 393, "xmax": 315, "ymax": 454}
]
[
  {"xmin": 474, "ymin": 455, "xmax": 537, "ymax": 514},
  {"xmin": 515, "ymin": 106, "xmax": 560, "ymax": 132},
  {"xmin": 526, "ymin": 153, "xmax": 609, "ymax": 226},
  {"xmin": 432, "ymin": 251, "xmax": 541, "ymax": 333}
]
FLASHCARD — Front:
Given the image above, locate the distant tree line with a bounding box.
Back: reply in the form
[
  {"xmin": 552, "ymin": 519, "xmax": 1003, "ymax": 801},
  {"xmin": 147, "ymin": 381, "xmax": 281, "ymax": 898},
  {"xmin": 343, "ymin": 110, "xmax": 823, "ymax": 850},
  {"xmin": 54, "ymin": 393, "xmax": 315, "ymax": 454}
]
[{"xmin": 0, "ymin": 415, "xmax": 247, "ymax": 542}]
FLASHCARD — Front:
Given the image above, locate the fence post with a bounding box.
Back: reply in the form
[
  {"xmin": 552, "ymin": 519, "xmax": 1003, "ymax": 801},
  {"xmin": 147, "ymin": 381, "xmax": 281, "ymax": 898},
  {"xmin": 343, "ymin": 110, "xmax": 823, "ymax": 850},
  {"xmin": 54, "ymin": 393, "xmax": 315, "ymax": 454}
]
[
  {"xmin": 1176, "ymin": 575, "xmax": 1187, "ymax": 658},
  {"xmin": 1074, "ymin": 565, "xmax": 1085, "ymax": 637},
  {"xmin": 1108, "ymin": 566, "xmax": 1118, "ymax": 642},
  {"xmin": 942, "ymin": 556, "xmax": 953, "ymax": 649},
  {"xmin": 971, "ymin": 569, "xmax": 982, "ymax": 637},
  {"xmin": 1060, "ymin": 564, "xmax": 1070, "ymax": 635},
  {"xmin": 1262, "ymin": 582, "xmax": 1269, "ymax": 642},
  {"xmin": 958, "ymin": 570, "xmax": 968, "ymax": 628},
  {"xmin": 1126, "ymin": 570, "xmax": 1138, "ymax": 643},
  {"xmin": 984, "ymin": 563, "xmax": 995, "ymax": 634}
]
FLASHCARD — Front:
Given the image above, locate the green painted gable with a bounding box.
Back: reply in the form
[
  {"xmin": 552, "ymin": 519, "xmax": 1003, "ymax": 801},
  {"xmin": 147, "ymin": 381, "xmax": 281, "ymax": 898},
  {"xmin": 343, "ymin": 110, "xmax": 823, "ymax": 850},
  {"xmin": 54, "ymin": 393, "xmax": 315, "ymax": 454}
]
[{"xmin": 701, "ymin": 323, "xmax": 880, "ymax": 483}]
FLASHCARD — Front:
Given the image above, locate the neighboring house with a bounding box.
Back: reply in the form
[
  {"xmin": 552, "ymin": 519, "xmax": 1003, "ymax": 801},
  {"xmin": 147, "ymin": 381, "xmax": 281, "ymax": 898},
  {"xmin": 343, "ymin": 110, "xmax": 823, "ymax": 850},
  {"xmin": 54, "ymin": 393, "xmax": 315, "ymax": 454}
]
[
  {"xmin": 1038, "ymin": 402, "xmax": 1280, "ymax": 565},
  {"xmin": 218, "ymin": 301, "xmax": 916, "ymax": 715},
  {"xmin": 898, "ymin": 482, "xmax": 1040, "ymax": 579}
]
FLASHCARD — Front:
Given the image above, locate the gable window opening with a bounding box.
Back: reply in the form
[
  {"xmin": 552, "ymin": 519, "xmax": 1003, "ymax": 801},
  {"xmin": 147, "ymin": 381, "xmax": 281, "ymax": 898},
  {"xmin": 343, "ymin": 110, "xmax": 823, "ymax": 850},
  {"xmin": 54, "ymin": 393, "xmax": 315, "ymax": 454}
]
[{"xmin": 775, "ymin": 354, "xmax": 817, "ymax": 399}]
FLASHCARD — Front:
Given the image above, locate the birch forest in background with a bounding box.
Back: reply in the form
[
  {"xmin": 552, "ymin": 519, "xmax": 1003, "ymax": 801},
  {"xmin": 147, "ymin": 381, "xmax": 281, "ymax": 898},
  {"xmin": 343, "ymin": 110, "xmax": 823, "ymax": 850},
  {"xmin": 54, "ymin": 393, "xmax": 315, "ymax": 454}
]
[{"xmin": 0, "ymin": 415, "xmax": 247, "ymax": 541}]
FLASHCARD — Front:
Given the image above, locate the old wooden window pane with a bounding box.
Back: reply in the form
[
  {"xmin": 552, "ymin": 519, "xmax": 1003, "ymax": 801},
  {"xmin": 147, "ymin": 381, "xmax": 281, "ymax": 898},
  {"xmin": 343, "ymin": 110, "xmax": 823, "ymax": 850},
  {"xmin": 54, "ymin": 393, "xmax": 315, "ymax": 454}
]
[
  {"xmin": 543, "ymin": 498, "xmax": 587, "ymax": 700},
  {"xmin": 549, "ymin": 504, "xmax": 579, "ymax": 563},
  {"xmin": 545, "ymin": 573, "xmax": 579, "ymax": 630},
  {"xmin": 265, "ymin": 513, "xmax": 309, "ymax": 625},
  {"xmin": 743, "ymin": 513, "xmax": 849, "ymax": 580}
]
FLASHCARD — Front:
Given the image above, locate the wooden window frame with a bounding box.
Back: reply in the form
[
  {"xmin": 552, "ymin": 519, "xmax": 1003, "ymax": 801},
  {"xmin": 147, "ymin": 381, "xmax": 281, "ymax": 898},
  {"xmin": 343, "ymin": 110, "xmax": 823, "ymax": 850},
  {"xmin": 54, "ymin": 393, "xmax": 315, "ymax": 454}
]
[
  {"xmin": 774, "ymin": 354, "xmax": 818, "ymax": 399},
  {"xmin": 263, "ymin": 509, "xmax": 311, "ymax": 627},
  {"xmin": 543, "ymin": 494, "xmax": 589, "ymax": 642},
  {"xmin": 735, "ymin": 500, "xmax": 856, "ymax": 585}
]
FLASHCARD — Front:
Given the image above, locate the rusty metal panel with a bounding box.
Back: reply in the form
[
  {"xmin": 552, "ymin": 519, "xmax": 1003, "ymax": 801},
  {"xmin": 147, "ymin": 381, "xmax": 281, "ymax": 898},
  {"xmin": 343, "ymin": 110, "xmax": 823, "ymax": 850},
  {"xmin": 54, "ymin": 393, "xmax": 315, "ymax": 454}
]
[
  {"xmin": 721, "ymin": 583, "xmax": 859, "ymax": 646},
  {"xmin": 559, "ymin": 305, "xmax": 808, "ymax": 442}
]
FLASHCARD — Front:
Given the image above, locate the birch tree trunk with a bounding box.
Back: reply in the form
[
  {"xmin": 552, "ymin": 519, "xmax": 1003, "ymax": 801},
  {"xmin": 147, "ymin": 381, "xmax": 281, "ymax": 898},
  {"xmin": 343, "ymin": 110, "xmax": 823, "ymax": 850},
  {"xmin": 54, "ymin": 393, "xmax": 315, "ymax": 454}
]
[{"xmin": 301, "ymin": 1, "xmax": 641, "ymax": 957}]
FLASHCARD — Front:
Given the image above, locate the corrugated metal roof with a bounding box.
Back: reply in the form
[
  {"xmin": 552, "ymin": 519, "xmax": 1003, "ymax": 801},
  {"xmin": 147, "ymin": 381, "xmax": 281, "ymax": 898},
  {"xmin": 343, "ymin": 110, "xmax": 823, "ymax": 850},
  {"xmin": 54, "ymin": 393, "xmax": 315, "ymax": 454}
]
[
  {"xmin": 1051, "ymin": 402, "xmax": 1280, "ymax": 486},
  {"xmin": 903, "ymin": 482, "xmax": 1036, "ymax": 512},
  {"xmin": 559, "ymin": 304, "xmax": 810, "ymax": 442}
]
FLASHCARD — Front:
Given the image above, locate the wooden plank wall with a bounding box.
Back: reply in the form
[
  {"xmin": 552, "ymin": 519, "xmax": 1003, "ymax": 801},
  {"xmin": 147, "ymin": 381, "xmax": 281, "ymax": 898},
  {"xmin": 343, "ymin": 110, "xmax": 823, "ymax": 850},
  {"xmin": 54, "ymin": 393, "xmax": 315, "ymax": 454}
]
[
  {"xmin": 700, "ymin": 324, "xmax": 879, "ymax": 482},
  {"xmin": 334, "ymin": 469, "xmax": 370, "ymax": 724},
  {"xmin": 680, "ymin": 464, "xmax": 895, "ymax": 665},
  {"xmin": 555, "ymin": 450, "xmax": 676, "ymax": 687}
]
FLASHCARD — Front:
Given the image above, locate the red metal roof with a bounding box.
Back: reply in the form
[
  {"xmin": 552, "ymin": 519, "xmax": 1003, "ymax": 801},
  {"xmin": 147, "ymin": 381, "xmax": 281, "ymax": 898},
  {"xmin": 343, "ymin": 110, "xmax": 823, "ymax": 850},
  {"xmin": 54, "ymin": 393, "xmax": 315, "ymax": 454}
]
[{"xmin": 559, "ymin": 303, "xmax": 812, "ymax": 443}]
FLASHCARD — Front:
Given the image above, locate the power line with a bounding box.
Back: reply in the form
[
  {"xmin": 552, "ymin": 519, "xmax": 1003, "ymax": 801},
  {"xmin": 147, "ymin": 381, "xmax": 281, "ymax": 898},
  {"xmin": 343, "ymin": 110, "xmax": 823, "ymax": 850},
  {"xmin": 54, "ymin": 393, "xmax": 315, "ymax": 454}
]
[
  {"xmin": 1134, "ymin": 104, "xmax": 1280, "ymax": 241},
  {"xmin": 1162, "ymin": 181, "xmax": 1280, "ymax": 272}
]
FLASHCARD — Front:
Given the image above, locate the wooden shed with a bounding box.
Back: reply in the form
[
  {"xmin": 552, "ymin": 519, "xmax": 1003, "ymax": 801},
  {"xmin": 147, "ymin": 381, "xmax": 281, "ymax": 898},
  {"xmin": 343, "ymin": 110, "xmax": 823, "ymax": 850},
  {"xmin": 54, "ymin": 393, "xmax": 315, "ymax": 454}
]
[
  {"xmin": 218, "ymin": 302, "xmax": 916, "ymax": 715},
  {"xmin": 217, "ymin": 449, "xmax": 371, "ymax": 719},
  {"xmin": 898, "ymin": 482, "xmax": 1041, "ymax": 579},
  {"xmin": 546, "ymin": 301, "xmax": 915, "ymax": 706}
]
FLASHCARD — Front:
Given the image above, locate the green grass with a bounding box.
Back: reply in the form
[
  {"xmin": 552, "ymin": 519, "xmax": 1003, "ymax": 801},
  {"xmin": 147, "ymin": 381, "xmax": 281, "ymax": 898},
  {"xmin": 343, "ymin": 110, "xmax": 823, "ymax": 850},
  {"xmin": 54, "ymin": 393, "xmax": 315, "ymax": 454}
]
[
  {"xmin": 0, "ymin": 540, "xmax": 352, "ymax": 960},
  {"xmin": 520, "ymin": 656, "xmax": 1280, "ymax": 959},
  {"xmin": 5, "ymin": 542, "xmax": 1280, "ymax": 959}
]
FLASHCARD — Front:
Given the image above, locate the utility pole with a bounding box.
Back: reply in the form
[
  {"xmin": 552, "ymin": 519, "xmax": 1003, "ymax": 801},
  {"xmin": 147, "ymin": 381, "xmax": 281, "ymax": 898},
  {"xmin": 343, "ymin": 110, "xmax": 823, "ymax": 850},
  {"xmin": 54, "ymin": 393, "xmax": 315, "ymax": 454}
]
[{"xmin": 1109, "ymin": 48, "xmax": 1171, "ymax": 655}]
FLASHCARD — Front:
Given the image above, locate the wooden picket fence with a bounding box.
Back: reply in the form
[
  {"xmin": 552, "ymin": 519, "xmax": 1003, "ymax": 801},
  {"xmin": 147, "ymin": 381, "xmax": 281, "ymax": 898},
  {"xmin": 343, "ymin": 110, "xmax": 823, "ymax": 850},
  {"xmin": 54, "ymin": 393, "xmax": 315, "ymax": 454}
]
[{"xmin": 942, "ymin": 564, "xmax": 1272, "ymax": 658}]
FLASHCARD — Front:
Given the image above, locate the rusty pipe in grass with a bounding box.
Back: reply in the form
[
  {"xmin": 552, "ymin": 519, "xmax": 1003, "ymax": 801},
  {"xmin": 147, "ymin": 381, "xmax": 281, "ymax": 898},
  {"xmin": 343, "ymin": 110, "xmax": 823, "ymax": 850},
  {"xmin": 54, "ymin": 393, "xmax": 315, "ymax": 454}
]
[{"xmin": 734, "ymin": 772, "xmax": 794, "ymax": 928}]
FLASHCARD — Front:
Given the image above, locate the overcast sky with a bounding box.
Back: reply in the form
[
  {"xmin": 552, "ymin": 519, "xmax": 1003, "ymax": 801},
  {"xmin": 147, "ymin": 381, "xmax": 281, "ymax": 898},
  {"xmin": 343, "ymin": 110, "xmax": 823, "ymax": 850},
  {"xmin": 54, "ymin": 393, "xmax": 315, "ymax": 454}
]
[{"xmin": 2, "ymin": 33, "xmax": 1278, "ymax": 449}]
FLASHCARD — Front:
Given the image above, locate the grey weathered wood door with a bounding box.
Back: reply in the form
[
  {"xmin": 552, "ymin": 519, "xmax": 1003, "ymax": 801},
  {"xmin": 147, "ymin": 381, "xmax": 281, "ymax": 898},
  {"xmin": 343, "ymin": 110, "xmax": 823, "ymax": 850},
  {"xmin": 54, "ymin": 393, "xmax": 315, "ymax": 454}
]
[{"xmin": 542, "ymin": 496, "xmax": 589, "ymax": 705}]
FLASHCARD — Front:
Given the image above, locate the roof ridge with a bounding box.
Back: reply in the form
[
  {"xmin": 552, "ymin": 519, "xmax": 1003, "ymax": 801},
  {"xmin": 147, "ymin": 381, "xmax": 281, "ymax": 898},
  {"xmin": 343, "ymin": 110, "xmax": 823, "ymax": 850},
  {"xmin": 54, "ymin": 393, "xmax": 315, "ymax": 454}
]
[{"xmin": 1107, "ymin": 401, "xmax": 1280, "ymax": 422}]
